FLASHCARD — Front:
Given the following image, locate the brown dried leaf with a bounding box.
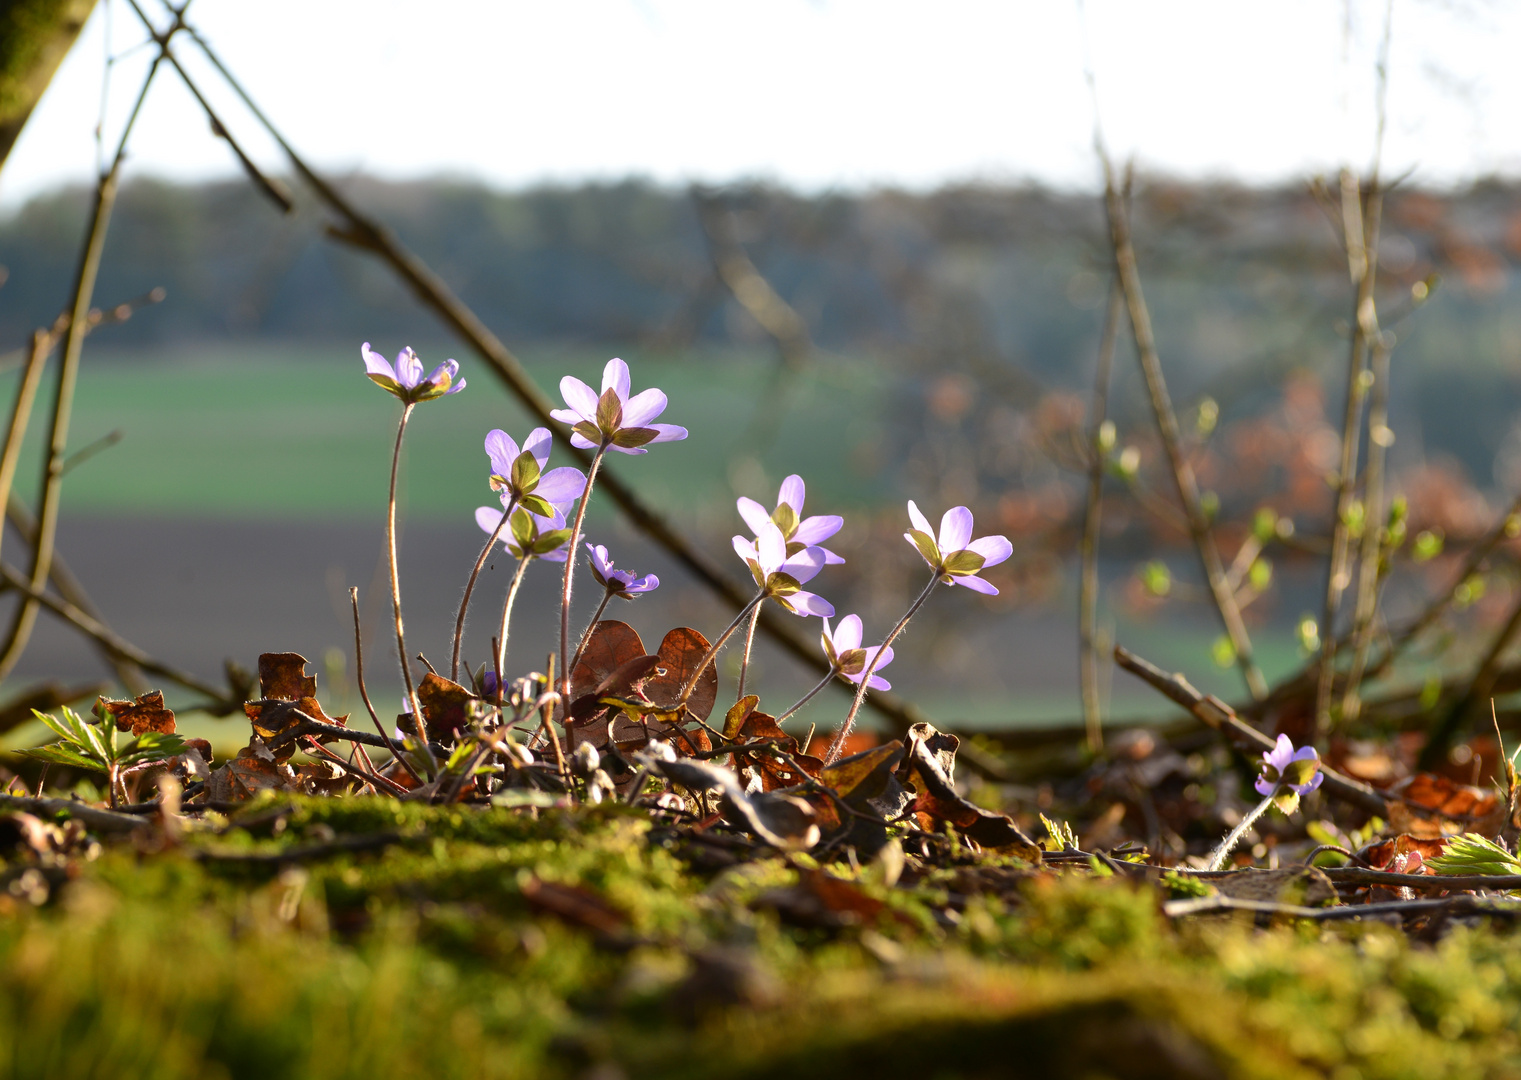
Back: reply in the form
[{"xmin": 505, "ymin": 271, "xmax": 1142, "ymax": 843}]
[
  {"xmin": 643, "ymin": 627, "xmax": 717, "ymax": 722},
  {"xmin": 898, "ymin": 723, "xmax": 1041, "ymax": 860},
  {"xmin": 821, "ymin": 743, "xmax": 904, "ymax": 802},
  {"xmin": 755, "ymin": 868, "xmax": 887, "ymax": 929},
  {"xmin": 570, "ymin": 621, "xmax": 646, "ymax": 698},
  {"xmin": 205, "ymin": 743, "xmax": 297, "ymax": 802},
  {"xmin": 1359, "ymin": 833, "xmax": 1449, "ymax": 872},
  {"xmin": 98, "ymin": 690, "xmax": 176, "ymax": 736},
  {"xmin": 416, "ymin": 672, "xmax": 478, "ymax": 740},
  {"xmin": 732, "ymin": 707, "xmax": 824, "ymax": 790},
  {"xmin": 258, "ymin": 652, "xmax": 317, "ymax": 701},
  {"xmin": 724, "ymin": 695, "xmax": 760, "ymax": 740},
  {"xmin": 1386, "ymin": 772, "xmax": 1505, "ymax": 838}
]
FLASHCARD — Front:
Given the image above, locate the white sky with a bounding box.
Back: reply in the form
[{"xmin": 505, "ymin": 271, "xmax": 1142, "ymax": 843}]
[{"xmin": 1, "ymin": 0, "xmax": 1516, "ymax": 210}]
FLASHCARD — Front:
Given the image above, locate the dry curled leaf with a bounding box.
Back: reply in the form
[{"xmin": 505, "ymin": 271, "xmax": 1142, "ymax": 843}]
[
  {"xmin": 416, "ymin": 673, "xmax": 479, "ymax": 741},
  {"xmin": 1386, "ymin": 773, "xmax": 1504, "ymax": 838},
  {"xmin": 897, "ymin": 723, "xmax": 1041, "ymax": 861},
  {"xmin": 643, "ymin": 627, "xmax": 718, "ymax": 723},
  {"xmin": 258, "ymin": 652, "xmax": 317, "ymax": 701},
  {"xmin": 96, "ymin": 690, "xmax": 176, "ymax": 736},
  {"xmin": 205, "ymin": 742, "xmax": 297, "ymax": 803}
]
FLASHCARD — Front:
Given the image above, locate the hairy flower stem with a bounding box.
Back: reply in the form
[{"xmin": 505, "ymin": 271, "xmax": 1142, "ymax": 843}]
[
  {"xmin": 569, "ymin": 588, "xmax": 615, "ymax": 676},
  {"xmin": 559, "ymin": 446, "xmax": 608, "ymax": 703},
  {"xmin": 449, "ymin": 494, "xmax": 520, "ymax": 681},
  {"xmin": 735, "ymin": 603, "xmax": 762, "ymax": 701},
  {"xmin": 386, "ymin": 403, "xmax": 436, "ymax": 775},
  {"xmin": 825, "ymin": 572, "xmax": 939, "ymax": 765},
  {"xmin": 494, "ymin": 556, "xmax": 534, "ymax": 687},
  {"xmin": 678, "ymin": 592, "xmax": 765, "ymax": 704},
  {"xmin": 1207, "ymin": 791, "xmax": 1277, "ymax": 871},
  {"xmin": 776, "ymin": 669, "xmax": 837, "ymax": 725}
]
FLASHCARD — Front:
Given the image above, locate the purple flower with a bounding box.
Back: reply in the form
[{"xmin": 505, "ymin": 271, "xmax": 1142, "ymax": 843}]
[
  {"xmin": 737, "ymin": 474, "xmax": 845, "ymax": 564},
  {"xmin": 733, "ymin": 521, "xmax": 833, "ymax": 617},
  {"xmin": 586, "ymin": 543, "xmax": 659, "ymax": 599},
  {"xmin": 361, "ymin": 342, "xmax": 464, "ymax": 403},
  {"xmin": 821, "ymin": 615, "xmax": 893, "ymax": 691},
  {"xmin": 476, "ymin": 504, "xmax": 573, "ymax": 563},
  {"xmin": 549, "ymin": 357, "xmax": 688, "ymax": 455},
  {"xmin": 1255, "ymin": 734, "xmax": 1323, "ymax": 798},
  {"xmin": 484, "ymin": 427, "xmax": 586, "ymax": 514},
  {"xmin": 904, "ymin": 501, "xmax": 1013, "ymax": 595}
]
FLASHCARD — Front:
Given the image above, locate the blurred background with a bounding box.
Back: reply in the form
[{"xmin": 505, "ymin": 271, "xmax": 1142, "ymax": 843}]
[{"xmin": 1, "ymin": 0, "xmax": 1519, "ymax": 748}]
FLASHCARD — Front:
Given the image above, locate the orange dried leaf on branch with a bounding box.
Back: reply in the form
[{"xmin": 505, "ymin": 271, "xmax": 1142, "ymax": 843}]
[
  {"xmin": 1385, "ymin": 772, "xmax": 1505, "ymax": 838},
  {"xmin": 96, "ymin": 690, "xmax": 175, "ymax": 735},
  {"xmin": 416, "ymin": 672, "xmax": 479, "ymax": 741},
  {"xmin": 897, "ymin": 723, "xmax": 1041, "ymax": 860}
]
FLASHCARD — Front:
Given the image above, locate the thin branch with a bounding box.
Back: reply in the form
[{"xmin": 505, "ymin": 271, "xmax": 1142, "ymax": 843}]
[
  {"xmin": 1101, "ymin": 163, "xmax": 1266, "ymax": 699},
  {"xmin": 1079, "ymin": 277, "xmax": 1123, "ymax": 752},
  {"xmin": 1112, "ymin": 643, "xmax": 1384, "ymax": 815}
]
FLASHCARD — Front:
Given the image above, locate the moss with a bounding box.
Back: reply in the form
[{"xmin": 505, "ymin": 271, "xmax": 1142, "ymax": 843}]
[{"xmin": 3, "ymin": 798, "xmax": 1521, "ymax": 1078}]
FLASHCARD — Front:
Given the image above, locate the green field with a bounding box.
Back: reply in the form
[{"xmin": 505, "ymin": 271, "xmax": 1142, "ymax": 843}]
[{"xmin": 0, "ymin": 341, "xmax": 896, "ymax": 521}]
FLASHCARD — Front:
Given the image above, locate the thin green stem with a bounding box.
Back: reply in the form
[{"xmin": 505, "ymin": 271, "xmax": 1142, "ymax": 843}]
[
  {"xmin": 559, "ymin": 446, "xmax": 608, "ymax": 701},
  {"xmin": 824, "ymin": 572, "xmax": 940, "ymax": 765},
  {"xmin": 775, "ymin": 669, "xmax": 836, "ymax": 726},
  {"xmin": 678, "ymin": 592, "xmax": 765, "ymax": 704},
  {"xmin": 570, "ymin": 586, "xmax": 615, "ymax": 677},
  {"xmin": 386, "ymin": 403, "xmax": 434, "ymax": 774},
  {"xmin": 1207, "ymin": 791, "xmax": 1278, "ymax": 871},
  {"xmin": 450, "ymin": 494, "xmax": 519, "ymax": 680},
  {"xmin": 494, "ymin": 556, "xmax": 534, "ymax": 685},
  {"xmin": 736, "ymin": 602, "xmax": 763, "ymax": 701}
]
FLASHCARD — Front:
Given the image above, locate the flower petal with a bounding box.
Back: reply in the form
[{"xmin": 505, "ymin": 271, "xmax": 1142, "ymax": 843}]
[
  {"xmin": 484, "ymin": 429, "xmax": 520, "ymax": 476},
  {"xmin": 549, "ymin": 408, "xmax": 583, "ymax": 425},
  {"xmin": 756, "ymin": 522, "xmax": 787, "ymax": 576},
  {"xmin": 361, "ymin": 342, "xmax": 396, "ymax": 379},
  {"xmin": 732, "ymin": 535, "xmax": 759, "ymax": 565},
  {"xmin": 522, "ymin": 427, "xmax": 553, "ymax": 467},
  {"xmin": 568, "ymin": 431, "xmax": 599, "ymax": 450},
  {"xmin": 1254, "ymin": 775, "xmax": 1277, "ymax": 797},
  {"xmin": 965, "ymin": 535, "xmax": 1013, "ymax": 568},
  {"xmin": 780, "ymin": 545, "xmax": 826, "ymax": 585},
  {"xmin": 785, "ymin": 590, "xmax": 835, "ymax": 618},
  {"xmin": 737, "ymin": 497, "xmax": 772, "ymax": 537},
  {"xmin": 535, "ymin": 466, "xmax": 587, "ymax": 504},
  {"xmin": 777, "ymin": 475, "xmax": 806, "ymax": 513},
  {"xmin": 645, "ymin": 423, "xmax": 688, "ymax": 444},
  {"xmin": 395, "ymin": 347, "xmax": 424, "ymax": 388},
  {"xmin": 939, "ymin": 506, "xmax": 974, "ymax": 554},
  {"xmin": 792, "ymin": 514, "xmax": 843, "ymax": 546},
  {"xmin": 627, "ymin": 574, "xmax": 659, "ymax": 594},
  {"xmin": 621, "ymin": 387, "xmax": 668, "ymax": 428},
  {"xmin": 605, "ymin": 443, "xmax": 649, "ymax": 455},
  {"xmin": 587, "ymin": 544, "xmax": 614, "ymax": 578},
  {"xmin": 907, "ymin": 500, "xmax": 934, "ymax": 537},
  {"xmin": 475, "ymin": 505, "xmax": 509, "ymax": 539},
  {"xmin": 834, "ymin": 614, "xmax": 863, "ymax": 652},
  {"xmin": 952, "ymin": 574, "xmax": 999, "ymax": 596},
  {"xmin": 559, "ymin": 376, "xmax": 600, "ymax": 422},
  {"xmin": 602, "ymin": 358, "xmax": 632, "ymax": 402},
  {"xmin": 819, "ymin": 547, "xmax": 846, "ymax": 565}
]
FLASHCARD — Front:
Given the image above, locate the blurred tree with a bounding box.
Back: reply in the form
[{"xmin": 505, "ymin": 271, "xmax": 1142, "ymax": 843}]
[{"xmin": 0, "ymin": 0, "xmax": 95, "ymax": 173}]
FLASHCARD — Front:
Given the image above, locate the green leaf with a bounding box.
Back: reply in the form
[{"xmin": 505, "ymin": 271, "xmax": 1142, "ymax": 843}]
[
  {"xmin": 17, "ymin": 744, "xmax": 106, "ymax": 772},
  {"xmin": 765, "ymin": 571, "xmax": 801, "ymax": 597},
  {"xmin": 611, "ymin": 426, "xmax": 658, "ymax": 448},
  {"xmin": 509, "ymin": 508, "xmax": 535, "ymax": 546},
  {"xmin": 835, "ymin": 648, "xmax": 867, "ymax": 676},
  {"xmin": 1210, "ymin": 635, "xmax": 1236, "ymax": 669},
  {"xmin": 906, "ymin": 529, "xmax": 940, "ymax": 568},
  {"xmin": 1272, "ymin": 790, "xmax": 1301, "ymax": 815},
  {"xmin": 118, "ymin": 732, "xmax": 190, "ymax": 768},
  {"xmin": 518, "ymin": 494, "xmax": 554, "ymax": 519},
  {"xmin": 941, "ymin": 550, "xmax": 987, "ymax": 575},
  {"xmin": 1140, "ymin": 561, "xmax": 1171, "ymax": 598},
  {"xmin": 1412, "ymin": 529, "xmax": 1444, "ymax": 563},
  {"xmin": 572, "ymin": 421, "xmax": 603, "ymax": 446},
  {"xmin": 1248, "ymin": 558, "xmax": 1272, "ymax": 592},
  {"xmin": 1428, "ymin": 833, "xmax": 1521, "ymax": 877},
  {"xmin": 510, "ymin": 449, "xmax": 541, "ymax": 492},
  {"xmin": 595, "ymin": 388, "xmax": 623, "ymax": 434},
  {"xmin": 532, "ymin": 529, "xmax": 572, "ymax": 555},
  {"xmin": 771, "ymin": 503, "xmax": 800, "ymax": 539},
  {"xmin": 31, "ymin": 708, "xmax": 73, "ymax": 744},
  {"xmin": 1252, "ymin": 507, "xmax": 1278, "ymax": 543}
]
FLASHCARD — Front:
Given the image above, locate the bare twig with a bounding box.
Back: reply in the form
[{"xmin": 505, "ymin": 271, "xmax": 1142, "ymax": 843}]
[
  {"xmin": 1101, "ymin": 163, "xmax": 1266, "ymax": 699},
  {"xmin": 0, "ymin": 46, "xmax": 169, "ymax": 682},
  {"xmin": 349, "ymin": 587, "xmax": 421, "ymax": 785},
  {"xmin": 0, "ymin": 792, "xmax": 149, "ymax": 832},
  {"xmin": 1113, "ymin": 643, "xmax": 1384, "ymax": 814},
  {"xmin": 1079, "ymin": 276, "xmax": 1124, "ymax": 752},
  {"xmin": 1315, "ymin": 169, "xmax": 1384, "ymax": 739}
]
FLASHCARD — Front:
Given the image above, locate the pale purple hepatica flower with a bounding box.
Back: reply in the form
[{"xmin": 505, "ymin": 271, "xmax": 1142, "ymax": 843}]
[
  {"xmin": 904, "ymin": 501, "xmax": 1013, "ymax": 596},
  {"xmin": 733, "ymin": 521, "xmax": 833, "ymax": 617},
  {"xmin": 484, "ymin": 427, "xmax": 586, "ymax": 514},
  {"xmin": 737, "ymin": 474, "xmax": 845, "ymax": 564},
  {"xmin": 1255, "ymin": 734, "xmax": 1324, "ymax": 798},
  {"xmin": 475, "ymin": 504, "xmax": 573, "ymax": 563},
  {"xmin": 361, "ymin": 342, "xmax": 464, "ymax": 403},
  {"xmin": 586, "ymin": 543, "xmax": 659, "ymax": 599},
  {"xmin": 821, "ymin": 615, "xmax": 893, "ymax": 691},
  {"xmin": 549, "ymin": 357, "xmax": 688, "ymax": 455}
]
